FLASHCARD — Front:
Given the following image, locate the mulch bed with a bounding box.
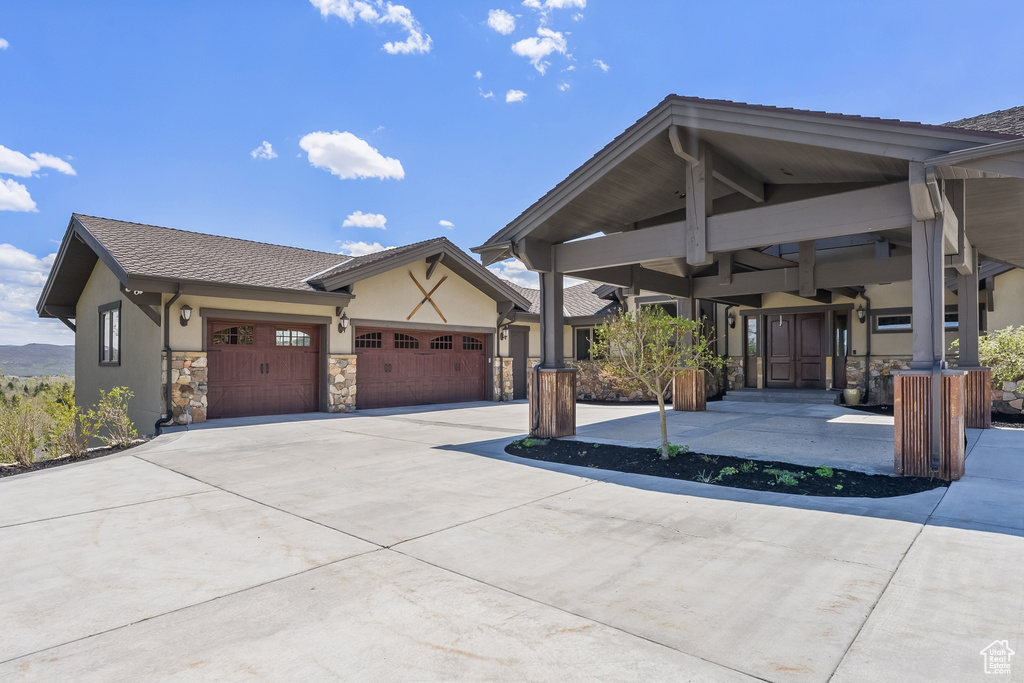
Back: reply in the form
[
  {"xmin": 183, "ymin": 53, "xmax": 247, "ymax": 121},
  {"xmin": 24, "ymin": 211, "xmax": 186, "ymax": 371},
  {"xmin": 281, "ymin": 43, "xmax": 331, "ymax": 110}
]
[
  {"xmin": 849, "ymin": 404, "xmax": 1024, "ymax": 429},
  {"xmin": 0, "ymin": 445, "xmax": 133, "ymax": 479},
  {"xmin": 506, "ymin": 439, "xmax": 949, "ymax": 498}
]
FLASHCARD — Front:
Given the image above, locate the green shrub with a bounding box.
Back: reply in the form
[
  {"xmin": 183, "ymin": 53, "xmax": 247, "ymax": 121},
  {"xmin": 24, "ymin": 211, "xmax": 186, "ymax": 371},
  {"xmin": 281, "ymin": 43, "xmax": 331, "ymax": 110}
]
[
  {"xmin": 716, "ymin": 466, "xmax": 739, "ymax": 481},
  {"xmin": 659, "ymin": 443, "xmax": 690, "ymax": 458},
  {"xmin": 739, "ymin": 460, "xmax": 757, "ymax": 473},
  {"xmin": 694, "ymin": 470, "xmax": 715, "ymax": 484},
  {"xmin": 0, "ymin": 396, "xmax": 39, "ymax": 467},
  {"xmin": 43, "ymin": 384, "xmax": 91, "ymax": 459},
  {"xmin": 951, "ymin": 325, "xmax": 1024, "ymax": 383},
  {"xmin": 84, "ymin": 387, "xmax": 138, "ymax": 448},
  {"xmin": 764, "ymin": 468, "xmax": 800, "ymax": 486},
  {"xmin": 815, "ymin": 465, "xmax": 834, "ymax": 478}
]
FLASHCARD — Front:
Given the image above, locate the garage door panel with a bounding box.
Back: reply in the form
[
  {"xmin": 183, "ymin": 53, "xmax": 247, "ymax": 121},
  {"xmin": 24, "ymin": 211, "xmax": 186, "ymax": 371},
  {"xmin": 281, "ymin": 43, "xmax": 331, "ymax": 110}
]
[
  {"xmin": 354, "ymin": 327, "xmax": 488, "ymax": 410},
  {"xmin": 207, "ymin": 320, "xmax": 320, "ymax": 419}
]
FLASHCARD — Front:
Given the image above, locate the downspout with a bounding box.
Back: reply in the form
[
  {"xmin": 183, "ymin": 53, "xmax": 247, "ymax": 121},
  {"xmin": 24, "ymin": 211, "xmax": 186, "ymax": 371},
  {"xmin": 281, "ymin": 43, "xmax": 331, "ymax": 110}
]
[{"xmin": 154, "ymin": 288, "xmax": 182, "ymax": 437}]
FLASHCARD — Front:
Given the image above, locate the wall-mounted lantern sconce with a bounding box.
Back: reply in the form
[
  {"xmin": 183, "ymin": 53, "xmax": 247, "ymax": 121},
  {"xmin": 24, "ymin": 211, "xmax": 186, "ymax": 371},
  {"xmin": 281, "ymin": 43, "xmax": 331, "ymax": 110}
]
[
  {"xmin": 856, "ymin": 304, "xmax": 866, "ymax": 324},
  {"xmin": 499, "ymin": 326, "xmax": 509, "ymax": 341},
  {"xmin": 727, "ymin": 311, "xmax": 736, "ymax": 329},
  {"xmin": 179, "ymin": 304, "xmax": 193, "ymax": 327},
  {"xmin": 338, "ymin": 312, "xmax": 349, "ymax": 333}
]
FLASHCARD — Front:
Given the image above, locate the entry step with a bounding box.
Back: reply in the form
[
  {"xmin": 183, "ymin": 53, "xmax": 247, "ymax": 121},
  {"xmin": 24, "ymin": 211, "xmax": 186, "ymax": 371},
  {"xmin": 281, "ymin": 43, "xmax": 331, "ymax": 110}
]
[{"xmin": 722, "ymin": 389, "xmax": 839, "ymax": 405}]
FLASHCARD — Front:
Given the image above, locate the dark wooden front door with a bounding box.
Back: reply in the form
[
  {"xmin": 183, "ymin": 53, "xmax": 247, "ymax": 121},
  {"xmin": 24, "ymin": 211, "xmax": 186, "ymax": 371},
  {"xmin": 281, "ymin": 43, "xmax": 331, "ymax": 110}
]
[
  {"xmin": 765, "ymin": 313, "xmax": 827, "ymax": 389},
  {"xmin": 206, "ymin": 320, "xmax": 321, "ymax": 419},
  {"xmin": 354, "ymin": 327, "xmax": 489, "ymax": 409},
  {"xmin": 509, "ymin": 327, "xmax": 528, "ymax": 400}
]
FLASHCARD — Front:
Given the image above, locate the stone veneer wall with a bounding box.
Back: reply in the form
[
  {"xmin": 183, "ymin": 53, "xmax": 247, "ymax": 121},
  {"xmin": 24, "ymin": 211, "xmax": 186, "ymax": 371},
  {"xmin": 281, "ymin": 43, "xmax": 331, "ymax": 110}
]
[
  {"xmin": 163, "ymin": 351, "xmax": 209, "ymax": 424},
  {"xmin": 327, "ymin": 355, "xmax": 357, "ymax": 412},
  {"xmin": 493, "ymin": 358, "xmax": 514, "ymax": 401},
  {"xmin": 992, "ymin": 380, "xmax": 1024, "ymax": 415},
  {"xmin": 725, "ymin": 357, "xmax": 744, "ymax": 391}
]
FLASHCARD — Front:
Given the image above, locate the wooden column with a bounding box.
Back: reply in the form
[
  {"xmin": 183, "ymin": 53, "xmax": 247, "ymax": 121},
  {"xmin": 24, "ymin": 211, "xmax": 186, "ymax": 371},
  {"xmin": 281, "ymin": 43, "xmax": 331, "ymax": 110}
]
[
  {"xmin": 528, "ymin": 369, "xmax": 576, "ymax": 437},
  {"xmin": 673, "ymin": 367, "xmax": 706, "ymax": 411},
  {"xmin": 530, "ymin": 269, "xmax": 576, "ymax": 437},
  {"xmin": 894, "ymin": 370, "xmax": 966, "ymax": 481},
  {"xmin": 957, "ymin": 243, "xmax": 991, "ymax": 428},
  {"xmin": 963, "ymin": 368, "xmax": 992, "ymax": 429}
]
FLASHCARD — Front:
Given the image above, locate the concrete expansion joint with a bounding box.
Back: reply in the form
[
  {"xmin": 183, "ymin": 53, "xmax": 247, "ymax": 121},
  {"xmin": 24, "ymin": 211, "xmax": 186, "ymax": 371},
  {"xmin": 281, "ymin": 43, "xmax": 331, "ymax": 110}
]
[
  {"xmin": 388, "ymin": 546, "xmax": 770, "ymax": 683},
  {"xmin": 0, "ymin": 489, "xmax": 211, "ymax": 531}
]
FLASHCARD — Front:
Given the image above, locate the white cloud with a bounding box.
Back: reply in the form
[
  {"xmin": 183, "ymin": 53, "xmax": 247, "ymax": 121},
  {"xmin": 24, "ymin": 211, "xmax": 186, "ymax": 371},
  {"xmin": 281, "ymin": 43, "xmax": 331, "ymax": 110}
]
[
  {"xmin": 474, "ymin": 70, "xmax": 483, "ymax": 79},
  {"xmin": 572, "ymin": 12, "xmax": 583, "ymax": 20},
  {"xmin": 0, "ymin": 38, "xmax": 8, "ymax": 50},
  {"xmin": 488, "ymin": 258, "xmax": 585, "ymax": 289},
  {"xmin": 479, "ymin": 88, "xmax": 494, "ymax": 99},
  {"xmin": 438, "ymin": 219, "xmax": 454, "ymax": 229},
  {"xmin": 487, "ymin": 9, "xmax": 516, "ymax": 35},
  {"xmin": 250, "ymin": 141, "xmax": 277, "ymax": 160},
  {"xmin": 300, "ymin": 131, "xmax": 405, "ymax": 180},
  {"xmin": 342, "ymin": 210, "xmax": 387, "ymax": 229},
  {"xmin": 310, "ymin": 0, "xmax": 432, "ymax": 55},
  {"xmin": 0, "ymin": 245, "xmax": 73, "ymax": 345},
  {"xmin": 511, "ymin": 27, "xmax": 566, "ymax": 74},
  {"xmin": 505, "ymin": 89, "xmax": 527, "ymax": 103},
  {"xmin": 593, "ymin": 58, "xmax": 609, "ymax": 72},
  {"xmin": 488, "ymin": 259, "xmax": 538, "ymax": 288},
  {"xmin": 0, "ymin": 145, "xmax": 77, "ymax": 177},
  {"xmin": 337, "ymin": 240, "xmax": 392, "ymax": 256},
  {"xmin": 523, "ymin": 0, "xmax": 585, "ymax": 9},
  {"xmin": 0, "ymin": 179, "xmax": 37, "ymax": 212},
  {"xmin": 558, "ymin": 81, "xmax": 570, "ymax": 91}
]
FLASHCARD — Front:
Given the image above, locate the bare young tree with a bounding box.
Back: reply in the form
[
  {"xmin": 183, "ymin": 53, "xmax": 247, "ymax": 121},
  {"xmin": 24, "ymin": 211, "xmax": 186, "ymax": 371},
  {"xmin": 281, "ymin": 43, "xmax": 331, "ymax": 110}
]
[{"xmin": 592, "ymin": 307, "xmax": 724, "ymax": 459}]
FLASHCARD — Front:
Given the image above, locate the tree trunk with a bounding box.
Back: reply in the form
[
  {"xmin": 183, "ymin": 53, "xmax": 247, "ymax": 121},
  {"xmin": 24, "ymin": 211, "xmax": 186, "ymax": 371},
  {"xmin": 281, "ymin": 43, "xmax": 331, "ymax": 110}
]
[{"xmin": 656, "ymin": 389, "xmax": 670, "ymax": 459}]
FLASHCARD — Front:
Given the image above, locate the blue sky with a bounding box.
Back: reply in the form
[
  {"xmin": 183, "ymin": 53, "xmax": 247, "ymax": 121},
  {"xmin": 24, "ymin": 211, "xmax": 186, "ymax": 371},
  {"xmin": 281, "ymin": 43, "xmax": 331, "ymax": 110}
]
[{"xmin": 2, "ymin": 0, "xmax": 1022, "ymax": 345}]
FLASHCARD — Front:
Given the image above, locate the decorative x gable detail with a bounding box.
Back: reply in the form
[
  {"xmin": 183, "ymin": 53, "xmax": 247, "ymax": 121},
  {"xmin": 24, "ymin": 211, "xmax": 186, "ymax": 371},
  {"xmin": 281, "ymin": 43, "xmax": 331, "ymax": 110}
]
[{"xmin": 407, "ymin": 271, "xmax": 448, "ymax": 322}]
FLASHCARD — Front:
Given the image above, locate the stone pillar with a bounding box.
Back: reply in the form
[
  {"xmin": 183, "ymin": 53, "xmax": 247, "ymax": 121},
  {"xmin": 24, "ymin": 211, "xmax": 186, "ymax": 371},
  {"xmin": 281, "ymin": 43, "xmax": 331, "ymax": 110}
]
[
  {"xmin": 327, "ymin": 355, "xmax": 357, "ymax": 412},
  {"xmin": 164, "ymin": 351, "xmax": 209, "ymax": 424}
]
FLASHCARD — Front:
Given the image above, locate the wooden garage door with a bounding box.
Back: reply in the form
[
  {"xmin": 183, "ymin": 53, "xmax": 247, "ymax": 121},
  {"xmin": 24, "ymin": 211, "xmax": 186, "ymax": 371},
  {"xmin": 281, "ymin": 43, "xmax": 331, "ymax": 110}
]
[
  {"xmin": 354, "ymin": 327, "xmax": 488, "ymax": 409},
  {"xmin": 206, "ymin": 320, "xmax": 320, "ymax": 419}
]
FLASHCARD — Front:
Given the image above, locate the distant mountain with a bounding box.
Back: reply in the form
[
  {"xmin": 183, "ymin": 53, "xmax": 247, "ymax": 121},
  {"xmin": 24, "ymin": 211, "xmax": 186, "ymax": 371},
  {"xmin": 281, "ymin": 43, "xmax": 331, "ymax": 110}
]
[{"xmin": 0, "ymin": 344, "xmax": 75, "ymax": 377}]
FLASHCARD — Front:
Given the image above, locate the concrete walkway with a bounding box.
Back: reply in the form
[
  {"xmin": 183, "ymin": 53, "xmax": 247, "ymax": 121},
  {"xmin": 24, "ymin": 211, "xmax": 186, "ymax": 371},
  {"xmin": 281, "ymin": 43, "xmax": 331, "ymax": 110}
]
[{"xmin": 0, "ymin": 401, "xmax": 1021, "ymax": 681}]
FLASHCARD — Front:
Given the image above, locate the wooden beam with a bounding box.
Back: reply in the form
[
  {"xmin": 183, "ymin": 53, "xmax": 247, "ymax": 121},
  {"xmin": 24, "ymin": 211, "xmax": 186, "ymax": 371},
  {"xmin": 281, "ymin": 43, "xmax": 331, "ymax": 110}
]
[
  {"xmin": 685, "ymin": 141, "xmax": 713, "ymax": 266},
  {"xmin": 690, "ymin": 254, "xmax": 913, "ymax": 298},
  {"xmin": 875, "ymin": 238, "xmax": 891, "ymax": 259},
  {"xmin": 43, "ymin": 304, "xmax": 77, "ymax": 319},
  {"xmin": 924, "ymin": 138, "xmax": 1024, "ymax": 180},
  {"xmin": 553, "ymin": 183, "xmax": 910, "ymax": 275},
  {"xmin": 798, "ymin": 241, "xmax": 816, "ymax": 297},
  {"xmin": 705, "ymin": 182, "xmax": 912, "ymax": 253},
  {"xmin": 829, "ymin": 287, "xmax": 863, "ymax": 300},
  {"xmin": 425, "ymin": 253, "xmax": 444, "ymax": 280},
  {"xmin": 58, "ymin": 317, "xmax": 76, "ymax": 332},
  {"xmin": 515, "ymin": 238, "xmax": 553, "ymax": 272},
  {"xmin": 124, "ymin": 289, "xmax": 161, "ymax": 326},
  {"xmin": 568, "ymin": 266, "xmax": 692, "ymax": 298},
  {"xmin": 943, "ymin": 180, "xmax": 973, "ymax": 275},
  {"xmin": 909, "ymin": 161, "xmax": 938, "ymax": 221},
  {"xmin": 553, "ymin": 221, "xmax": 684, "ymax": 272},
  {"xmin": 713, "ymin": 153, "xmax": 765, "ymax": 203},
  {"xmin": 733, "ymin": 249, "xmax": 795, "ymax": 270},
  {"xmin": 717, "ymin": 252, "xmax": 733, "ymax": 285}
]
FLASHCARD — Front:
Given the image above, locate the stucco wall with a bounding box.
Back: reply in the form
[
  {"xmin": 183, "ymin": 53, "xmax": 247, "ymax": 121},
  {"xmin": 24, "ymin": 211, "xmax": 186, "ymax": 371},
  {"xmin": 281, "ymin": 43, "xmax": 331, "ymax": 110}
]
[
  {"xmin": 524, "ymin": 321, "xmax": 573, "ymax": 363},
  {"xmin": 988, "ymin": 268, "xmax": 1024, "ymax": 331},
  {"xmin": 76, "ymin": 261, "xmax": 163, "ymax": 438}
]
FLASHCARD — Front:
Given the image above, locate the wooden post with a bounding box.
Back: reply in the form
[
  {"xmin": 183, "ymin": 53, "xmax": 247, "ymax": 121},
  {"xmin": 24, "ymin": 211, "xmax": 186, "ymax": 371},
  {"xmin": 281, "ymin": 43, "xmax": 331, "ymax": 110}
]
[
  {"xmin": 893, "ymin": 370, "xmax": 966, "ymax": 481},
  {"xmin": 962, "ymin": 367, "xmax": 992, "ymax": 429},
  {"xmin": 528, "ymin": 369, "xmax": 576, "ymax": 437},
  {"xmin": 530, "ymin": 269, "xmax": 576, "ymax": 437},
  {"xmin": 673, "ymin": 367, "xmax": 706, "ymax": 411}
]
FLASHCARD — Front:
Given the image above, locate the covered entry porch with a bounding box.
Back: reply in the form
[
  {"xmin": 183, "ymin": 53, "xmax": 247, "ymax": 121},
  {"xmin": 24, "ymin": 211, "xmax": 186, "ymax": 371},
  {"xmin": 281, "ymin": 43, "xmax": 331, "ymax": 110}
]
[{"xmin": 475, "ymin": 96, "xmax": 1024, "ymax": 480}]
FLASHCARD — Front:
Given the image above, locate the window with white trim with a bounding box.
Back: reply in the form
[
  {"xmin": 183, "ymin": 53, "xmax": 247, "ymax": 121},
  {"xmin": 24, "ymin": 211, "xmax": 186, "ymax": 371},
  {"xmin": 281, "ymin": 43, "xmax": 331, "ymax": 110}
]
[{"xmin": 99, "ymin": 302, "xmax": 121, "ymax": 366}]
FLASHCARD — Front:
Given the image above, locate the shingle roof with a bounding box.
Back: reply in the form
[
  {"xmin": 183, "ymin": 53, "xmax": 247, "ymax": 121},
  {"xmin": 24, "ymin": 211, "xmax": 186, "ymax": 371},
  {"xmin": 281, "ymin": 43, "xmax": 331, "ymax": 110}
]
[
  {"xmin": 506, "ymin": 280, "xmax": 619, "ymax": 318},
  {"xmin": 310, "ymin": 237, "xmax": 451, "ymax": 283},
  {"xmin": 944, "ymin": 106, "xmax": 1024, "ymax": 137},
  {"xmin": 75, "ymin": 214, "xmax": 345, "ymax": 292}
]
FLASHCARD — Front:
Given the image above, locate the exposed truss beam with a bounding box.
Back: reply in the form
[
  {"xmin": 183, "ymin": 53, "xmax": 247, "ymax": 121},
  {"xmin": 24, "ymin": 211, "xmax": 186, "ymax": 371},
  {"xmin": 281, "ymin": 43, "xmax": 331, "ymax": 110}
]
[
  {"xmin": 685, "ymin": 141, "xmax": 713, "ymax": 266},
  {"xmin": 426, "ymin": 253, "xmax": 445, "ymax": 280},
  {"xmin": 124, "ymin": 289, "xmax": 161, "ymax": 326},
  {"xmin": 568, "ymin": 266, "xmax": 692, "ymax": 298},
  {"xmin": 669, "ymin": 126, "xmax": 765, "ymax": 203}
]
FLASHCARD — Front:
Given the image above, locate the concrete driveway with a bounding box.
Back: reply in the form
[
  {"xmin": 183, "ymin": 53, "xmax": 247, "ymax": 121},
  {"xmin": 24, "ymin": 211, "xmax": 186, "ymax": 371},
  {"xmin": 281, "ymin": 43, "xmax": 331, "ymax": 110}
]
[{"xmin": 1, "ymin": 401, "xmax": 1021, "ymax": 681}]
